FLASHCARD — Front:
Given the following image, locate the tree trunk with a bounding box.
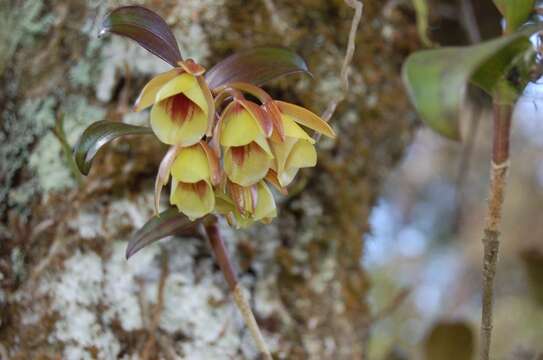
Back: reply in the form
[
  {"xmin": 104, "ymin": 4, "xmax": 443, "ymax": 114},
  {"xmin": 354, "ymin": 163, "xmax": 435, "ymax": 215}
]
[{"xmin": 0, "ymin": 1, "xmax": 417, "ymax": 359}]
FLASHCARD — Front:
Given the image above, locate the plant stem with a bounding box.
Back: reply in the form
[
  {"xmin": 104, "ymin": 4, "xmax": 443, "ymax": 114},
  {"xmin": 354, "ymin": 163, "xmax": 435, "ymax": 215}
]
[
  {"xmin": 204, "ymin": 221, "xmax": 272, "ymax": 360},
  {"xmin": 52, "ymin": 114, "xmax": 83, "ymax": 186},
  {"xmin": 479, "ymin": 102, "xmax": 512, "ymax": 360}
]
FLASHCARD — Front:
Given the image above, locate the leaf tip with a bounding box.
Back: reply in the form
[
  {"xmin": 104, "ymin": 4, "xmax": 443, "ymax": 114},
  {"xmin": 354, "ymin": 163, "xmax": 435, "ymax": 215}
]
[
  {"xmin": 97, "ymin": 5, "xmax": 182, "ymax": 66},
  {"xmin": 125, "ymin": 236, "xmax": 145, "ymax": 260},
  {"xmin": 125, "ymin": 243, "xmax": 136, "ymax": 260}
]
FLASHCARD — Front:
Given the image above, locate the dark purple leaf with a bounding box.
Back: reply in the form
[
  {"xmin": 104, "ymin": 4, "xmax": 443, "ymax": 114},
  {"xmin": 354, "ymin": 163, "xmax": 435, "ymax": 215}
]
[
  {"xmin": 126, "ymin": 207, "xmax": 200, "ymax": 259},
  {"xmin": 99, "ymin": 5, "xmax": 182, "ymax": 67},
  {"xmin": 74, "ymin": 120, "xmax": 153, "ymax": 176},
  {"xmin": 206, "ymin": 47, "xmax": 311, "ymax": 89}
]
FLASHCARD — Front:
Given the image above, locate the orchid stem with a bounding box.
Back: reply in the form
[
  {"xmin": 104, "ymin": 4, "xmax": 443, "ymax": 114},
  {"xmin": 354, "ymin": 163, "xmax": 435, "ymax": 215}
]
[
  {"xmin": 204, "ymin": 221, "xmax": 272, "ymax": 360},
  {"xmin": 479, "ymin": 102, "xmax": 511, "ymax": 360}
]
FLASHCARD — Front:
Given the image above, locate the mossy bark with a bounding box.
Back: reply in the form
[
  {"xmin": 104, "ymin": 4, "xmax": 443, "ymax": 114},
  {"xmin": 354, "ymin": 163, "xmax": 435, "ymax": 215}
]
[{"xmin": 0, "ymin": 1, "xmax": 418, "ymax": 359}]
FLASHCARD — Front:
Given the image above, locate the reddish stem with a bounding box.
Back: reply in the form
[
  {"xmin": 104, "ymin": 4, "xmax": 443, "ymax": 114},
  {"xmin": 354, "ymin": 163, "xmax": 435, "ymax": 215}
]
[
  {"xmin": 204, "ymin": 220, "xmax": 272, "ymax": 360},
  {"xmin": 492, "ymin": 104, "xmax": 512, "ymax": 164},
  {"xmin": 479, "ymin": 102, "xmax": 512, "ymax": 360},
  {"xmin": 205, "ymin": 221, "xmax": 238, "ymax": 290}
]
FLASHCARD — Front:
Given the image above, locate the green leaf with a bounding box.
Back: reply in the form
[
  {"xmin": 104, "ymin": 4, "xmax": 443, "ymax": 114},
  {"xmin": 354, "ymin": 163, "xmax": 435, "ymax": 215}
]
[
  {"xmin": 74, "ymin": 120, "xmax": 153, "ymax": 175},
  {"xmin": 470, "ymin": 38, "xmax": 533, "ymax": 99},
  {"xmin": 99, "ymin": 6, "xmax": 182, "ymax": 67},
  {"xmin": 205, "ymin": 47, "xmax": 311, "ymax": 89},
  {"xmin": 423, "ymin": 321, "xmax": 474, "ymax": 360},
  {"xmin": 402, "ymin": 28, "xmax": 536, "ymax": 140},
  {"xmin": 493, "ymin": 0, "xmax": 535, "ymax": 33},
  {"xmin": 125, "ymin": 207, "xmax": 199, "ymax": 259}
]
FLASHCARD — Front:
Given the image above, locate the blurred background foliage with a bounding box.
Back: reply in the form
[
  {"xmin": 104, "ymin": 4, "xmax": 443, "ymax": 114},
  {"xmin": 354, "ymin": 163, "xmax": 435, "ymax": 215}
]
[{"xmin": 367, "ymin": 1, "xmax": 543, "ymax": 359}]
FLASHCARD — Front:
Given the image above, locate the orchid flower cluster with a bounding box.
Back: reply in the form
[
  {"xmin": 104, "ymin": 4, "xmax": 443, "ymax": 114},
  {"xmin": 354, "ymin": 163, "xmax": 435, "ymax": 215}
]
[
  {"xmin": 77, "ymin": 6, "xmax": 335, "ymax": 229},
  {"xmin": 144, "ymin": 60, "xmax": 335, "ymax": 227}
]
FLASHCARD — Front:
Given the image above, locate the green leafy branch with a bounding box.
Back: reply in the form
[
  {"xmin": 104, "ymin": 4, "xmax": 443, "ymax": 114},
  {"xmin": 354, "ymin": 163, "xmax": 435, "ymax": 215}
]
[{"xmin": 402, "ymin": 1, "xmax": 538, "ymax": 359}]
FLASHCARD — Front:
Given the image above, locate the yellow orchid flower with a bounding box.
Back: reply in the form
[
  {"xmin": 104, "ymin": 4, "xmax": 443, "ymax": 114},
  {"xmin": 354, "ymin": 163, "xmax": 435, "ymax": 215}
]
[
  {"xmin": 154, "ymin": 141, "xmax": 220, "ymax": 220},
  {"xmin": 134, "ymin": 60, "xmax": 214, "ymax": 146},
  {"xmin": 215, "ymin": 181, "xmax": 277, "ymax": 228},
  {"xmin": 170, "ymin": 180, "xmax": 215, "ymax": 221},
  {"xmin": 269, "ymin": 101, "xmax": 336, "ymax": 186},
  {"xmin": 219, "ymin": 100, "xmax": 274, "ymax": 187}
]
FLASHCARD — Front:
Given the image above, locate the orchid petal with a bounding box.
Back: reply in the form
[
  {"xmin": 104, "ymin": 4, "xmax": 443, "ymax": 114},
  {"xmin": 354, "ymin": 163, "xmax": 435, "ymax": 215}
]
[
  {"xmin": 265, "ymin": 170, "xmax": 288, "ymax": 195},
  {"xmin": 135, "ymin": 68, "xmax": 182, "ymax": 112},
  {"xmin": 286, "ymin": 139, "xmax": 317, "ymax": 169},
  {"xmin": 209, "ymin": 113, "xmax": 222, "ymax": 155},
  {"xmin": 201, "ymin": 141, "xmax": 221, "ymax": 185},
  {"xmin": 224, "ymin": 143, "xmax": 272, "ymax": 186},
  {"xmin": 276, "ymin": 101, "xmax": 336, "ymax": 138},
  {"xmin": 239, "ymin": 99, "xmax": 273, "ymax": 137},
  {"xmin": 197, "ymin": 76, "xmax": 216, "ymax": 136},
  {"xmin": 263, "ymin": 101, "xmax": 285, "ymax": 141},
  {"xmin": 227, "ymin": 182, "xmax": 258, "ymax": 215},
  {"xmin": 150, "ymin": 97, "xmax": 207, "ymax": 146},
  {"xmin": 170, "ymin": 180, "xmax": 215, "ymax": 220},
  {"xmin": 214, "ymin": 190, "xmax": 258, "ymax": 229},
  {"xmin": 170, "ymin": 145, "xmax": 210, "ymax": 183},
  {"xmin": 220, "ymin": 103, "xmax": 264, "ymax": 147},
  {"xmin": 278, "ymin": 168, "xmax": 299, "ymax": 187},
  {"xmin": 282, "ymin": 115, "xmax": 315, "ymax": 143},
  {"xmin": 254, "ymin": 182, "xmax": 277, "ymax": 221},
  {"xmin": 270, "ymin": 137, "xmax": 298, "ymax": 174},
  {"xmin": 253, "ymin": 135, "xmax": 274, "ymax": 158},
  {"xmin": 154, "ymin": 145, "xmax": 182, "ymax": 215},
  {"xmin": 155, "ymin": 73, "xmax": 207, "ymax": 114},
  {"xmin": 215, "ymin": 191, "xmax": 236, "ymax": 214},
  {"xmin": 154, "ymin": 73, "xmax": 196, "ymax": 103}
]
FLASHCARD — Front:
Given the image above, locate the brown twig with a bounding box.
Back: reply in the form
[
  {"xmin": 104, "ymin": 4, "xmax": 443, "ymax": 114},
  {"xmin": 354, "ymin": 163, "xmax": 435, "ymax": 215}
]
[
  {"xmin": 135, "ymin": 289, "xmax": 178, "ymax": 360},
  {"xmin": 479, "ymin": 102, "xmax": 512, "ymax": 360},
  {"xmin": 320, "ymin": 0, "xmax": 364, "ymax": 124},
  {"xmin": 371, "ymin": 288, "xmax": 411, "ymax": 324},
  {"xmin": 141, "ymin": 250, "xmax": 169, "ymax": 360},
  {"xmin": 204, "ymin": 220, "xmax": 272, "ymax": 360},
  {"xmin": 52, "ymin": 113, "xmax": 83, "ymax": 186}
]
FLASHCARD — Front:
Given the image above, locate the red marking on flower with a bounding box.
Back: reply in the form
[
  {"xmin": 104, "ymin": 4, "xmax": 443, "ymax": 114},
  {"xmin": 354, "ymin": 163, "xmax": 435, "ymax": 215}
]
[
  {"xmin": 240, "ymin": 100, "xmax": 272, "ymax": 137},
  {"xmin": 226, "ymin": 181, "xmax": 244, "ymax": 214},
  {"xmin": 264, "ymin": 101, "xmax": 285, "ymax": 140},
  {"xmin": 231, "ymin": 146, "xmax": 246, "ymax": 166},
  {"xmin": 192, "ymin": 180, "xmax": 208, "ymax": 199},
  {"xmin": 163, "ymin": 93, "xmax": 195, "ymax": 124},
  {"xmin": 227, "ymin": 102, "xmax": 244, "ymax": 116}
]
